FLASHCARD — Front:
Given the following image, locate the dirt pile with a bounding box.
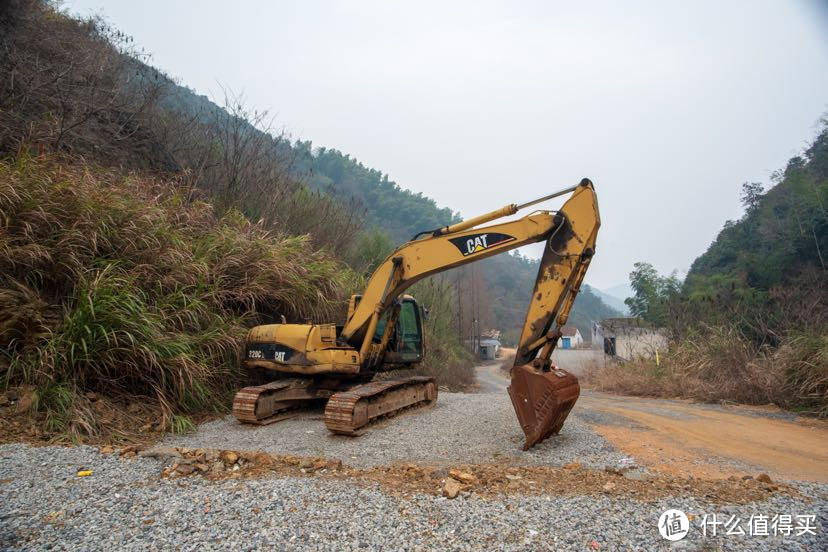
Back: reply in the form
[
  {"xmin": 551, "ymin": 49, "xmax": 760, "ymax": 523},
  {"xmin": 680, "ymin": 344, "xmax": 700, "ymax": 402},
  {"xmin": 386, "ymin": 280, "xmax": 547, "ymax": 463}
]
[{"xmin": 121, "ymin": 445, "xmax": 797, "ymax": 505}]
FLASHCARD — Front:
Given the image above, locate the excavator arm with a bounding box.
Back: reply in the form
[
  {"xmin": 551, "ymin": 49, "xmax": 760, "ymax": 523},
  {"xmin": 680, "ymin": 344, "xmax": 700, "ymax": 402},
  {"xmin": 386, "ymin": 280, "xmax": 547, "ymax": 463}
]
[{"xmin": 341, "ymin": 179, "xmax": 601, "ymax": 449}]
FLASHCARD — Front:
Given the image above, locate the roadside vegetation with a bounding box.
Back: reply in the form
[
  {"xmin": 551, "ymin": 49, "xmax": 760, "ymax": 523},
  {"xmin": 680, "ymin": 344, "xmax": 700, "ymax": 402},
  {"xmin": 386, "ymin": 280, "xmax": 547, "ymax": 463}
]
[
  {"xmin": 0, "ymin": 1, "xmax": 480, "ymax": 440},
  {"xmin": 0, "ymin": 157, "xmax": 351, "ymax": 439},
  {"xmin": 587, "ymin": 125, "xmax": 827, "ymax": 416}
]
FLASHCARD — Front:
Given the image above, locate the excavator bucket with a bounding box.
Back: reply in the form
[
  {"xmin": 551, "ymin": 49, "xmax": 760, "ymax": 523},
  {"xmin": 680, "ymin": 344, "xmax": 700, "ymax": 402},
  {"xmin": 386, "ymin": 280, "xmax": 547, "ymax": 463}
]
[{"xmin": 507, "ymin": 363, "xmax": 580, "ymax": 450}]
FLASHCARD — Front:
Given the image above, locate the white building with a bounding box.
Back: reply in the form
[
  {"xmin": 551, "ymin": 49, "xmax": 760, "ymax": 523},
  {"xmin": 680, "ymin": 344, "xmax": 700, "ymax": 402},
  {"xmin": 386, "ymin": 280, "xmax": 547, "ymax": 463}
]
[
  {"xmin": 591, "ymin": 318, "xmax": 668, "ymax": 360},
  {"xmin": 559, "ymin": 325, "xmax": 584, "ymax": 349},
  {"xmin": 478, "ymin": 338, "xmax": 501, "ymax": 360}
]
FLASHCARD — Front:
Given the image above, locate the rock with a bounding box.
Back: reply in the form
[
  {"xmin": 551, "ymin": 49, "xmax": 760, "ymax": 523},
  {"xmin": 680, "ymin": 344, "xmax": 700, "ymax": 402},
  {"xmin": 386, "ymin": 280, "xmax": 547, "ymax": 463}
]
[
  {"xmin": 741, "ymin": 475, "xmax": 754, "ymax": 481},
  {"xmin": 442, "ymin": 478, "xmax": 462, "ymax": 499},
  {"xmin": 448, "ymin": 469, "xmax": 476, "ymax": 484},
  {"xmin": 602, "ymin": 482, "xmax": 616, "ymax": 492},
  {"xmin": 6, "ymin": 389, "xmax": 18, "ymax": 401},
  {"xmin": 205, "ymin": 450, "xmax": 220, "ymax": 463},
  {"xmin": 756, "ymin": 473, "xmax": 773, "ymax": 484},
  {"xmin": 622, "ymin": 470, "xmax": 649, "ymax": 481},
  {"xmin": 563, "ymin": 462, "xmax": 582, "ymax": 470},
  {"xmin": 118, "ymin": 445, "xmax": 139, "ymax": 457},
  {"xmin": 0, "ymin": 395, "xmax": 9, "ymax": 407},
  {"xmin": 298, "ymin": 458, "xmax": 314, "ymax": 469},
  {"xmin": 210, "ymin": 461, "xmax": 224, "ymax": 473},
  {"xmin": 175, "ymin": 464, "xmax": 195, "ymax": 476},
  {"xmin": 505, "ymin": 474, "xmax": 523, "ymax": 481},
  {"xmin": 326, "ymin": 459, "xmax": 343, "ymax": 471},
  {"xmin": 194, "ymin": 463, "xmax": 209, "ymax": 472},
  {"xmin": 16, "ymin": 389, "xmax": 34, "ymax": 412},
  {"xmin": 220, "ymin": 451, "xmax": 239, "ymax": 466},
  {"xmin": 312, "ymin": 459, "xmax": 328, "ymax": 471},
  {"xmin": 99, "ymin": 446, "xmax": 114, "ymax": 455},
  {"xmin": 138, "ymin": 447, "xmax": 182, "ymax": 461}
]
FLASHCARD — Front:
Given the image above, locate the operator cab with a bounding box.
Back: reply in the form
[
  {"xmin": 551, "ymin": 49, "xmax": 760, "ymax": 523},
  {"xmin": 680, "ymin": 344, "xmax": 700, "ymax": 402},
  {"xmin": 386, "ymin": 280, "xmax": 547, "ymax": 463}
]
[{"xmin": 347, "ymin": 294, "xmax": 425, "ymax": 366}]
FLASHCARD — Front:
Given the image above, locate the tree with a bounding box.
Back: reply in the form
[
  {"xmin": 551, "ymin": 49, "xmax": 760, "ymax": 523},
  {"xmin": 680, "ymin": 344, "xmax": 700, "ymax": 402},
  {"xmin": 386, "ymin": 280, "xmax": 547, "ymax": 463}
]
[{"xmin": 625, "ymin": 262, "xmax": 681, "ymax": 326}]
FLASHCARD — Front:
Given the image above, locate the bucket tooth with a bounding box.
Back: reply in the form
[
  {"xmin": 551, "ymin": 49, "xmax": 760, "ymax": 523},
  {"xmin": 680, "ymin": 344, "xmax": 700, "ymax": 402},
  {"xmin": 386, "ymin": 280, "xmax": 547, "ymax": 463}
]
[{"xmin": 507, "ymin": 363, "xmax": 580, "ymax": 450}]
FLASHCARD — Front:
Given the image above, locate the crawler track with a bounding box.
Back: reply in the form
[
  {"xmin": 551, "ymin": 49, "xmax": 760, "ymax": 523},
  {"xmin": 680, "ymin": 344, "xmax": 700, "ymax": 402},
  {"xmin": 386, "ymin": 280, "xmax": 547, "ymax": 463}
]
[
  {"xmin": 324, "ymin": 376, "xmax": 438, "ymax": 435},
  {"xmin": 232, "ymin": 379, "xmax": 339, "ymax": 425}
]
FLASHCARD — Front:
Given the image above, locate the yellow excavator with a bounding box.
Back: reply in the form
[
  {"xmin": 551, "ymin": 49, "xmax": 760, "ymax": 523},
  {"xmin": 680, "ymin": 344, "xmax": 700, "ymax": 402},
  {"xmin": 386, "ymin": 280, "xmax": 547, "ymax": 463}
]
[{"xmin": 233, "ymin": 179, "xmax": 600, "ymax": 450}]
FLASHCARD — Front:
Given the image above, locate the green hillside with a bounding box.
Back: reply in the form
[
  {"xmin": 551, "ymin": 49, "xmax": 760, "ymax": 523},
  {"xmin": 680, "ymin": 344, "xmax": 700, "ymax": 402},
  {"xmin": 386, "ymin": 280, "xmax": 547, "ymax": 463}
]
[
  {"xmin": 292, "ymin": 143, "xmax": 460, "ymax": 244},
  {"xmin": 609, "ymin": 124, "xmax": 827, "ymax": 415},
  {"xmin": 688, "ymin": 128, "xmax": 827, "ymax": 288}
]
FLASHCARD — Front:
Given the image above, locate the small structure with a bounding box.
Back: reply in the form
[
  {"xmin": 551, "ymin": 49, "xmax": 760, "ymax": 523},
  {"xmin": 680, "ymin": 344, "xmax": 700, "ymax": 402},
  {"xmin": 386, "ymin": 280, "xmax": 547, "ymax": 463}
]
[
  {"xmin": 591, "ymin": 318, "xmax": 668, "ymax": 360},
  {"xmin": 478, "ymin": 338, "xmax": 501, "ymax": 360},
  {"xmin": 559, "ymin": 325, "xmax": 583, "ymax": 349}
]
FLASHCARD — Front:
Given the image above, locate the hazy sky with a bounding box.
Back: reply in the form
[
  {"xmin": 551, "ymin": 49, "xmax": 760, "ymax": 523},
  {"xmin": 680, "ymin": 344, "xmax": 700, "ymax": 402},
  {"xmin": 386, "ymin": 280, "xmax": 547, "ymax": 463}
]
[{"xmin": 67, "ymin": 0, "xmax": 828, "ymax": 290}]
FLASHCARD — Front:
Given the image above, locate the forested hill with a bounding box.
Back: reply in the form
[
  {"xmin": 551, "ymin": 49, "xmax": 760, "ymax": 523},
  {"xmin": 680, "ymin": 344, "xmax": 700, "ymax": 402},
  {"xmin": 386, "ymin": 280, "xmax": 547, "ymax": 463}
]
[
  {"xmin": 292, "ymin": 143, "xmax": 460, "ymax": 244},
  {"xmin": 688, "ymin": 127, "xmax": 827, "ymax": 288},
  {"xmin": 130, "ymin": 84, "xmax": 625, "ymax": 342},
  {"xmin": 153, "ymin": 84, "xmax": 460, "ymax": 244},
  {"xmin": 0, "ymin": 0, "xmax": 620, "ymax": 343},
  {"xmin": 169, "ymin": 88, "xmax": 620, "ymax": 339}
]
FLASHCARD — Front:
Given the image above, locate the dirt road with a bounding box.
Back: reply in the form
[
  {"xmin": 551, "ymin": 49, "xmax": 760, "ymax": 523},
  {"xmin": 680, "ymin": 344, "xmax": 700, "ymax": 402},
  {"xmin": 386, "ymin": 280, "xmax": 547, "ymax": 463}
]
[{"xmin": 486, "ymin": 353, "xmax": 828, "ymax": 483}]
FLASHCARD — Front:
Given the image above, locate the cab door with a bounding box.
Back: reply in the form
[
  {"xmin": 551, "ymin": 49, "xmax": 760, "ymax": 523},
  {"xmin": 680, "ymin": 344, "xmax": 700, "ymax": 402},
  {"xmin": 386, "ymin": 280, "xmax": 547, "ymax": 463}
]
[{"xmin": 380, "ymin": 297, "xmax": 424, "ymax": 366}]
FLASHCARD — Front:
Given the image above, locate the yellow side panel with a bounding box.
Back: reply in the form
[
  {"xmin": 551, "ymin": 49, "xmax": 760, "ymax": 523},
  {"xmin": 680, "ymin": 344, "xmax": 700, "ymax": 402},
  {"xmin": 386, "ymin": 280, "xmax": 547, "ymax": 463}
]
[
  {"xmin": 245, "ymin": 348, "xmax": 360, "ymax": 375},
  {"xmin": 246, "ymin": 324, "xmax": 312, "ymax": 352}
]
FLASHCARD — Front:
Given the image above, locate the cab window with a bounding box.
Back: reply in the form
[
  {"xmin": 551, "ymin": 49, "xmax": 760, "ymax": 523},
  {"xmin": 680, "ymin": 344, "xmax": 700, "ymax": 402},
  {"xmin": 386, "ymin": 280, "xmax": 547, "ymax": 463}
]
[{"xmin": 398, "ymin": 300, "xmax": 422, "ymax": 356}]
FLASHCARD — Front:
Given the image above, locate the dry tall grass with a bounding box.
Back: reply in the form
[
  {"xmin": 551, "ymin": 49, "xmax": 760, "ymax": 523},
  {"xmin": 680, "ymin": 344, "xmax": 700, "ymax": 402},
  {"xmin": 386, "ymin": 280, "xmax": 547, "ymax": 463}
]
[
  {"xmin": 0, "ymin": 156, "xmax": 350, "ymax": 438},
  {"xmin": 584, "ymin": 327, "xmax": 828, "ymax": 416}
]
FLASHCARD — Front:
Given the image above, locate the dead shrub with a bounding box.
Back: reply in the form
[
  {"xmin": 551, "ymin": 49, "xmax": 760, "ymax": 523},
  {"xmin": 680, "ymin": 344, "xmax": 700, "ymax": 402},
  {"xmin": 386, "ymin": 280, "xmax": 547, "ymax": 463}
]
[{"xmin": 584, "ymin": 327, "xmax": 827, "ymax": 416}]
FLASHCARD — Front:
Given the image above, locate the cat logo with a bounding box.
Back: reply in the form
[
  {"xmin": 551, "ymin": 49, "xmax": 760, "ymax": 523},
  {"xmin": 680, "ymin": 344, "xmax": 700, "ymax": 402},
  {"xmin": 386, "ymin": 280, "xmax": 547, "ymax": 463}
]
[
  {"xmin": 273, "ymin": 351, "xmax": 286, "ymax": 362},
  {"xmin": 448, "ymin": 232, "xmax": 516, "ymax": 257}
]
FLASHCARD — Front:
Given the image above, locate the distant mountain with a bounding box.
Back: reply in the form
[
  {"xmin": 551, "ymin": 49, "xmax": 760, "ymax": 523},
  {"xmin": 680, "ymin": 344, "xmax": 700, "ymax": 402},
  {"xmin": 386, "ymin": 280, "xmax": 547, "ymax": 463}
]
[
  {"xmin": 588, "ymin": 284, "xmax": 630, "ymax": 315},
  {"xmin": 567, "ymin": 285, "xmax": 623, "ymax": 342}
]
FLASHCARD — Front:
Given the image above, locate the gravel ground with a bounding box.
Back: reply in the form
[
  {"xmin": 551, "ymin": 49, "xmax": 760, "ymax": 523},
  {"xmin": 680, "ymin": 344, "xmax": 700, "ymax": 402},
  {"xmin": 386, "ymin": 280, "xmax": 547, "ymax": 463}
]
[
  {"xmin": 1, "ymin": 444, "xmax": 825, "ymax": 551},
  {"xmin": 163, "ymin": 391, "xmax": 632, "ymax": 470}
]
